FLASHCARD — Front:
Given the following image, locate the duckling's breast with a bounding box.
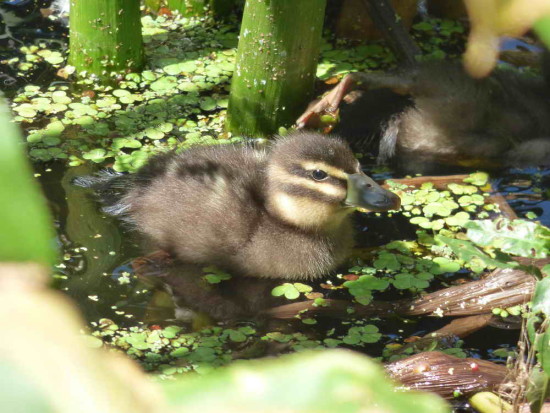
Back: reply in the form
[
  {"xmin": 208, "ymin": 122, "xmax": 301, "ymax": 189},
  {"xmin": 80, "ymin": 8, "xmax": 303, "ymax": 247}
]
[{"xmin": 232, "ymin": 215, "xmax": 355, "ymax": 280}]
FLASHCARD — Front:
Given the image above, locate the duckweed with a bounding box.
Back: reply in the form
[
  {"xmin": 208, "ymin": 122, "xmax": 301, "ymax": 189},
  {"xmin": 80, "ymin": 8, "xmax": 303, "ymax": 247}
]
[{"xmin": 272, "ymin": 282, "xmax": 312, "ymax": 300}]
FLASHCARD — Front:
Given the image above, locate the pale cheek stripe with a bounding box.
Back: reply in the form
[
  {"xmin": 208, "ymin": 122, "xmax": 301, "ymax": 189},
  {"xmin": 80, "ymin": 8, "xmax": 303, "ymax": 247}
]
[{"xmin": 270, "ymin": 165, "xmax": 346, "ymax": 198}]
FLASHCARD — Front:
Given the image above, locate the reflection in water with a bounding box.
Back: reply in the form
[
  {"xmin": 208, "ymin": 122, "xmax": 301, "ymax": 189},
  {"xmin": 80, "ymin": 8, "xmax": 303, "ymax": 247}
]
[
  {"xmin": 38, "ymin": 163, "xmax": 158, "ymax": 325},
  {"xmin": 36, "ymin": 161, "xmax": 550, "ymax": 354},
  {"xmin": 38, "ymin": 163, "xmax": 284, "ymax": 327},
  {"xmin": 493, "ymin": 167, "xmax": 550, "ymax": 227}
]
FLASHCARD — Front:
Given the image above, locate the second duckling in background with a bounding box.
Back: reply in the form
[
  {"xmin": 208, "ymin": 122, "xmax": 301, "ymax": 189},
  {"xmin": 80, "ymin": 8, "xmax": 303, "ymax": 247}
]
[
  {"xmin": 297, "ymin": 60, "xmax": 550, "ymax": 174},
  {"xmin": 79, "ymin": 132, "xmax": 400, "ymax": 319}
]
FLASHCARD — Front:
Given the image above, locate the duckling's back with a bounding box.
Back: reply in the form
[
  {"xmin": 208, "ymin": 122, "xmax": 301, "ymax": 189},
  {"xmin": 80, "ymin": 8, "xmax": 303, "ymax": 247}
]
[{"xmin": 109, "ymin": 144, "xmax": 268, "ymax": 263}]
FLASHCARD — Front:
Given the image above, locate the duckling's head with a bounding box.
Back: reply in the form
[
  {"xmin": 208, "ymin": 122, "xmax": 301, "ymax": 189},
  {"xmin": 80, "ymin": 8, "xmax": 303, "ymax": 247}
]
[{"xmin": 265, "ymin": 132, "xmax": 400, "ymax": 231}]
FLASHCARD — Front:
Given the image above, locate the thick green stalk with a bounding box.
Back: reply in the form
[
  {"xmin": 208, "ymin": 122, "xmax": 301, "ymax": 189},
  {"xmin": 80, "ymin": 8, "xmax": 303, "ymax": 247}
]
[
  {"xmin": 69, "ymin": 0, "xmax": 144, "ymax": 78},
  {"xmin": 227, "ymin": 0, "xmax": 327, "ymax": 137}
]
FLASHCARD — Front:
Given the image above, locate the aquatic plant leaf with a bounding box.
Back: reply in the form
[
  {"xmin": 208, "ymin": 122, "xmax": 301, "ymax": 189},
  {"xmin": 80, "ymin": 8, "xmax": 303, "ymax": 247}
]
[
  {"xmin": 343, "ymin": 325, "xmax": 382, "ymax": 345},
  {"xmin": 532, "ymin": 277, "xmax": 550, "ymax": 317},
  {"xmin": 82, "ymin": 149, "xmax": 108, "ymax": 162},
  {"xmin": 444, "ymin": 212, "xmax": 470, "ymax": 227},
  {"xmin": 323, "ymin": 338, "xmax": 342, "ymax": 348},
  {"xmin": 431, "ymin": 257, "xmax": 461, "ymax": 274},
  {"xmin": 162, "ymin": 326, "xmax": 183, "ymax": 339},
  {"xmin": 170, "ymin": 347, "xmax": 190, "ymax": 358},
  {"xmin": 125, "ymin": 332, "xmax": 150, "ymax": 350},
  {"xmin": 435, "ymin": 235, "xmax": 510, "ymax": 272},
  {"xmin": 293, "ymin": 283, "xmax": 313, "ymax": 293},
  {"xmin": 463, "ymin": 172, "xmax": 489, "ymax": 187},
  {"xmin": 271, "ymin": 283, "xmax": 300, "ymax": 300},
  {"xmin": 392, "ymin": 273, "xmax": 430, "ymax": 290},
  {"xmin": 465, "ymin": 219, "xmax": 550, "ymax": 258},
  {"xmin": 374, "ymin": 252, "xmax": 402, "ymax": 271},
  {"xmin": 226, "ymin": 330, "xmax": 247, "ymax": 343},
  {"xmin": 203, "ymin": 266, "xmax": 232, "ymax": 284},
  {"xmin": 344, "ymin": 274, "xmax": 389, "ymax": 305}
]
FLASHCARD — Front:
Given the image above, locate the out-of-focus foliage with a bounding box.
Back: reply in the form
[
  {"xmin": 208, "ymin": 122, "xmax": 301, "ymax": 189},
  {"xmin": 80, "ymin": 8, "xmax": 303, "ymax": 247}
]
[
  {"xmin": 0, "ymin": 265, "xmax": 165, "ymax": 413},
  {"xmin": 163, "ymin": 350, "xmax": 450, "ymax": 413},
  {"xmin": 525, "ymin": 276, "xmax": 550, "ymax": 413},
  {"xmin": 463, "ymin": 0, "xmax": 550, "ymax": 77},
  {"xmin": 529, "ymin": 277, "xmax": 550, "ymax": 375},
  {"xmin": 469, "ymin": 392, "xmax": 512, "ymax": 413},
  {"xmin": 0, "ymin": 267, "xmax": 450, "ymax": 413},
  {"xmin": 0, "ymin": 98, "xmax": 55, "ymax": 265}
]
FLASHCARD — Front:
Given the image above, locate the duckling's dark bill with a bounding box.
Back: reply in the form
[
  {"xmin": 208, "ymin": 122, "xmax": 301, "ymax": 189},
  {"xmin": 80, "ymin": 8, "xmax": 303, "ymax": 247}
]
[{"xmin": 345, "ymin": 173, "xmax": 400, "ymax": 212}]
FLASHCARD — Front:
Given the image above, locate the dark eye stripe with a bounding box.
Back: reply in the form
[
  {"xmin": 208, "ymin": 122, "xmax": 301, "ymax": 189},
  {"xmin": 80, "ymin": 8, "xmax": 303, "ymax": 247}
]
[{"xmin": 290, "ymin": 164, "xmax": 347, "ymax": 183}]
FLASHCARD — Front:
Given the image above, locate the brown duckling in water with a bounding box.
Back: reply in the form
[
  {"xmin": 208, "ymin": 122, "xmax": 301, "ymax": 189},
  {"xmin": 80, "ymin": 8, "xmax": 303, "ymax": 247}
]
[
  {"xmin": 297, "ymin": 61, "xmax": 550, "ymax": 174},
  {"xmin": 80, "ymin": 132, "xmax": 400, "ymax": 319}
]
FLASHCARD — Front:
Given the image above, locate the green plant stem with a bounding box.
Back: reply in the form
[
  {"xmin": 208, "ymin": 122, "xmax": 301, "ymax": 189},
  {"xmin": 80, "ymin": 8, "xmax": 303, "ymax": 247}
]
[
  {"xmin": 68, "ymin": 0, "xmax": 144, "ymax": 79},
  {"xmin": 227, "ymin": 0, "xmax": 327, "ymax": 137}
]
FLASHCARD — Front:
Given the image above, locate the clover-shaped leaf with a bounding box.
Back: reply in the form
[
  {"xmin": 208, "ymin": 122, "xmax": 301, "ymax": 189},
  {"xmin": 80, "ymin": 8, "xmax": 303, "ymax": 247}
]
[
  {"xmin": 271, "ymin": 283, "xmax": 301, "ymax": 299},
  {"xmin": 430, "ymin": 257, "xmax": 461, "ymax": 274},
  {"xmin": 203, "ymin": 266, "xmax": 232, "ymax": 284},
  {"xmin": 463, "ymin": 172, "xmax": 489, "ymax": 186},
  {"xmin": 343, "ymin": 325, "xmax": 381, "ymax": 345},
  {"xmin": 374, "ymin": 252, "xmax": 401, "ymax": 271}
]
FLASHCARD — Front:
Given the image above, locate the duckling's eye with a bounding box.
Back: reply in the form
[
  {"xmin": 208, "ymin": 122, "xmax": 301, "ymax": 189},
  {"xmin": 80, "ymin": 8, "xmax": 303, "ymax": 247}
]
[{"xmin": 311, "ymin": 169, "xmax": 328, "ymax": 181}]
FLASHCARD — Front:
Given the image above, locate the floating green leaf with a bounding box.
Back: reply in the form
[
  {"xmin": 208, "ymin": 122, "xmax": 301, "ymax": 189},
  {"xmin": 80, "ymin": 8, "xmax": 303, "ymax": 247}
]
[{"xmin": 465, "ymin": 219, "xmax": 550, "ymax": 258}]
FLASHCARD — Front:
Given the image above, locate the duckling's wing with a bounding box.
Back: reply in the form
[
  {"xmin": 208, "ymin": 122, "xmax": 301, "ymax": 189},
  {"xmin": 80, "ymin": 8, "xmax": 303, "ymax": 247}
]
[{"xmin": 125, "ymin": 145, "xmax": 268, "ymax": 261}]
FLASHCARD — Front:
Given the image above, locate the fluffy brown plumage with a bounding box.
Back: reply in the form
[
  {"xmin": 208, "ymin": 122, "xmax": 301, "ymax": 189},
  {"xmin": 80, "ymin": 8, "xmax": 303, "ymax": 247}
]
[
  {"xmin": 80, "ymin": 131, "xmax": 400, "ymax": 318},
  {"xmin": 299, "ymin": 61, "xmax": 550, "ymax": 174},
  {"xmin": 87, "ymin": 131, "xmax": 398, "ymax": 279}
]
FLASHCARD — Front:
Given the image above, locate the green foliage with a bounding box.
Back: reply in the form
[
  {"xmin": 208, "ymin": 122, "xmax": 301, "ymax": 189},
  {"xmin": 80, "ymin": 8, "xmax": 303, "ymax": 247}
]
[
  {"xmin": 465, "ymin": 219, "xmax": 550, "ymax": 259},
  {"xmin": 392, "ymin": 272, "xmax": 433, "ymax": 290},
  {"xmin": 202, "ymin": 266, "xmax": 232, "ymax": 284},
  {"xmin": 94, "ymin": 320, "xmax": 260, "ymax": 372},
  {"xmin": 12, "ymin": 16, "xmax": 241, "ymax": 171},
  {"xmin": 344, "ymin": 273, "xmax": 389, "ymax": 305},
  {"xmin": 435, "ymin": 235, "xmax": 510, "ymax": 273},
  {"xmin": 162, "ymin": 350, "xmax": 450, "ymax": 413},
  {"xmin": 342, "ymin": 325, "xmax": 382, "ymax": 345},
  {"xmin": 529, "ymin": 278, "xmax": 550, "ymax": 375},
  {"xmin": 0, "ymin": 99, "xmax": 55, "ymax": 265},
  {"xmin": 534, "ymin": 15, "xmax": 550, "ymax": 50},
  {"xmin": 272, "ymin": 282, "xmax": 312, "ymax": 300}
]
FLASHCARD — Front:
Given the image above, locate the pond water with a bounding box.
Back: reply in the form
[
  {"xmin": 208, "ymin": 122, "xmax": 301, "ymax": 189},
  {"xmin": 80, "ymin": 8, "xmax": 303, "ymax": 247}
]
[{"xmin": 36, "ymin": 160, "xmax": 550, "ymax": 364}]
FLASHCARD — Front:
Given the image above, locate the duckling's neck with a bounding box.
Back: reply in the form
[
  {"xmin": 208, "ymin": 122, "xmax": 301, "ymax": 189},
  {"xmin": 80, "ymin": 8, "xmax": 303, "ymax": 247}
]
[{"xmin": 266, "ymin": 190, "xmax": 353, "ymax": 233}]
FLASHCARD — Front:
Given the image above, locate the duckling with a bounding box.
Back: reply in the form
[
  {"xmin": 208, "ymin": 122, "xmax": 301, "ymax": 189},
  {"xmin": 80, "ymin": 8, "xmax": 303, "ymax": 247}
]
[
  {"xmin": 81, "ymin": 132, "xmax": 400, "ymax": 319},
  {"xmin": 297, "ymin": 61, "xmax": 550, "ymax": 174},
  {"xmin": 87, "ymin": 132, "xmax": 399, "ymax": 279}
]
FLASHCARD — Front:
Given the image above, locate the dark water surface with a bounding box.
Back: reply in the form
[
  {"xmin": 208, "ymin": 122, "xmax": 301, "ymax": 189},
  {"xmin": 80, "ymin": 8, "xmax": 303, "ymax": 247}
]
[{"xmin": 36, "ymin": 160, "xmax": 550, "ymax": 361}]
